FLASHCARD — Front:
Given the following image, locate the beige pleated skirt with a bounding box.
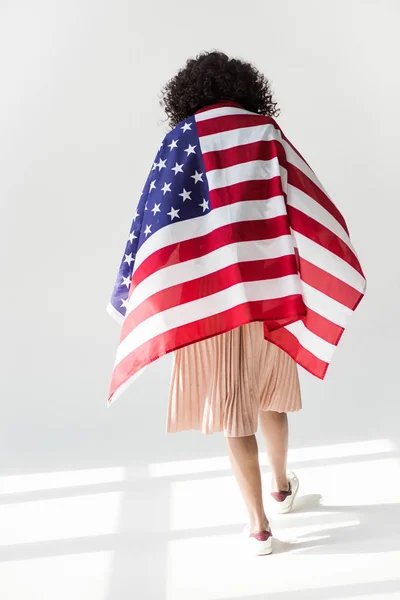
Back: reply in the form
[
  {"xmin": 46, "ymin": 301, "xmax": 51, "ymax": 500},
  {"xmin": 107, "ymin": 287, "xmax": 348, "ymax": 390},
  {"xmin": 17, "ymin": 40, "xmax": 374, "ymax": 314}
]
[{"xmin": 167, "ymin": 321, "xmax": 302, "ymax": 437}]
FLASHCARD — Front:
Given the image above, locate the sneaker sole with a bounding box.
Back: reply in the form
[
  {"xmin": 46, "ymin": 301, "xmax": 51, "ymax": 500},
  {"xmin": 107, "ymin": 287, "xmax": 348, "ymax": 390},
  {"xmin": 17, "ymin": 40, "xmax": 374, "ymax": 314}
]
[
  {"xmin": 249, "ymin": 537, "xmax": 273, "ymax": 556},
  {"xmin": 244, "ymin": 526, "xmax": 273, "ymax": 555}
]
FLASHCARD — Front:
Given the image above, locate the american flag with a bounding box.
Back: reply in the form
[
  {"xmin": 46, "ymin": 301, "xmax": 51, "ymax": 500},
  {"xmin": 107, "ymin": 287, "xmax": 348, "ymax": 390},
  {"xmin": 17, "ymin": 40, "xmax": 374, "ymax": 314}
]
[{"xmin": 107, "ymin": 100, "xmax": 366, "ymax": 404}]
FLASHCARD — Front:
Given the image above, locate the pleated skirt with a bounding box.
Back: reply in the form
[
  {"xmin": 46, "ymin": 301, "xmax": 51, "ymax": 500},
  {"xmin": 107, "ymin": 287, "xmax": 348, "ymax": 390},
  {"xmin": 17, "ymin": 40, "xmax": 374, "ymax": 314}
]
[{"xmin": 167, "ymin": 321, "xmax": 302, "ymax": 437}]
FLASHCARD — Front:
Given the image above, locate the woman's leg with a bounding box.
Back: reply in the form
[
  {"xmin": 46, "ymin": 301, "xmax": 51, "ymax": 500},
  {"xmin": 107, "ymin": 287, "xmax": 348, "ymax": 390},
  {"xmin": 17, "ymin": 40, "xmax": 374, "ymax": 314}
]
[
  {"xmin": 226, "ymin": 434, "xmax": 269, "ymax": 533},
  {"xmin": 259, "ymin": 410, "xmax": 289, "ymax": 492}
]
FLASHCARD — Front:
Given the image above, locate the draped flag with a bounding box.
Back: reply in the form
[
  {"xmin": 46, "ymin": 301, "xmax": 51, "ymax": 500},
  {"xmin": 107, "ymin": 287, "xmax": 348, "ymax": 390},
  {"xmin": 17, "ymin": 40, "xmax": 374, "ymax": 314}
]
[{"xmin": 107, "ymin": 100, "xmax": 366, "ymax": 404}]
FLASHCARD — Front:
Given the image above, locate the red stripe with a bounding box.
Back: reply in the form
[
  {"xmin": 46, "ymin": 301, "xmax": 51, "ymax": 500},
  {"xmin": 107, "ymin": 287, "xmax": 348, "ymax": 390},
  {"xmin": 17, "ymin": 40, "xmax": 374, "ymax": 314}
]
[
  {"xmin": 196, "ymin": 113, "xmax": 273, "ymax": 137},
  {"xmin": 302, "ymin": 308, "xmax": 344, "ymax": 345},
  {"xmin": 202, "ymin": 139, "xmax": 283, "ymax": 171},
  {"xmin": 299, "ymin": 257, "xmax": 363, "ymax": 309},
  {"xmin": 131, "ymin": 216, "xmax": 291, "ymax": 291},
  {"xmin": 287, "ymin": 164, "xmax": 349, "ymax": 235},
  {"xmin": 288, "ymin": 206, "xmax": 364, "ymax": 276},
  {"xmin": 265, "ymin": 308, "xmax": 343, "ymax": 346},
  {"xmin": 210, "ymin": 176, "xmax": 284, "ymax": 208},
  {"xmin": 265, "ymin": 327, "xmax": 329, "ymax": 379},
  {"xmin": 109, "ymin": 296, "xmax": 306, "ymax": 401},
  {"xmin": 121, "ymin": 255, "xmax": 299, "ymax": 340}
]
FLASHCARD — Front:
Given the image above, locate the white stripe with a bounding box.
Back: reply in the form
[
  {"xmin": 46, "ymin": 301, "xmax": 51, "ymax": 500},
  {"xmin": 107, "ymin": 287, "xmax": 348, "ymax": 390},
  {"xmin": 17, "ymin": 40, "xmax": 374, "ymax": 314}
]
[
  {"xmin": 287, "ymin": 184, "xmax": 352, "ymax": 248},
  {"xmin": 280, "ymin": 162, "xmax": 288, "ymax": 193},
  {"xmin": 195, "ymin": 106, "xmax": 254, "ymax": 122},
  {"xmin": 206, "ymin": 158, "xmax": 280, "ymax": 191},
  {"xmin": 199, "ymin": 123, "xmax": 272, "ymax": 154},
  {"xmin": 134, "ymin": 195, "xmax": 287, "ymax": 271},
  {"xmin": 127, "ymin": 235, "xmax": 296, "ymax": 314},
  {"xmin": 301, "ymin": 282, "xmax": 353, "ymax": 328},
  {"xmin": 281, "ymin": 137, "xmax": 331, "ymax": 199},
  {"xmin": 294, "ymin": 231, "xmax": 366, "ymax": 293},
  {"xmin": 107, "ymin": 302, "xmax": 124, "ymax": 324},
  {"xmin": 116, "ymin": 275, "xmax": 301, "ymax": 366},
  {"xmin": 285, "ymin": 320, "xmax": 336, "ymax": 363}
]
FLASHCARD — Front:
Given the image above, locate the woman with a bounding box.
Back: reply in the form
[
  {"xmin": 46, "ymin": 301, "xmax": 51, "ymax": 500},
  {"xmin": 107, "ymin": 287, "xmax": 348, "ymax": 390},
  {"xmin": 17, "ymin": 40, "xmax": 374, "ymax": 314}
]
[
  {"xmin": 162, "ymin": 51, "xmax": 300, "ymax": 556},
  {"xmin": 108, "ymin": 51, "xmax": 366, "ymax": 556}
]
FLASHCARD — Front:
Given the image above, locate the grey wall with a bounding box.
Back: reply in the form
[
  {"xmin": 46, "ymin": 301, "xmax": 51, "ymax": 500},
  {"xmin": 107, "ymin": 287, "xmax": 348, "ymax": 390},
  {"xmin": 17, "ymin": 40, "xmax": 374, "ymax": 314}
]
[{"xmin": 0, "ymin": 0, "xmax": 399, "ymax": 596}]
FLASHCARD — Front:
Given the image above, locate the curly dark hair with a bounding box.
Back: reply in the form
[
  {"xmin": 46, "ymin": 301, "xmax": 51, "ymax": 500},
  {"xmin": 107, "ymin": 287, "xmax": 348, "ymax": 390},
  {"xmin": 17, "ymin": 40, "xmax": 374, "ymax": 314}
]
[{"xmin": 160, "ymin": 51, "xmax": 280, "ymax": 128}]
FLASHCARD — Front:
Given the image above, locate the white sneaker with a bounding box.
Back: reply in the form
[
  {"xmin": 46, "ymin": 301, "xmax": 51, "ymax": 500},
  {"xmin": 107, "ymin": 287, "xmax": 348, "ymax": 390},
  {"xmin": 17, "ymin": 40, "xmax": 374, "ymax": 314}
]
[
  {"xmin": 271, "ymin": 471, "xmax": 299, "ymax": 514},
  {"xmin": 243, "ymin": 524, "xmax": 273, "ymax": 556}
]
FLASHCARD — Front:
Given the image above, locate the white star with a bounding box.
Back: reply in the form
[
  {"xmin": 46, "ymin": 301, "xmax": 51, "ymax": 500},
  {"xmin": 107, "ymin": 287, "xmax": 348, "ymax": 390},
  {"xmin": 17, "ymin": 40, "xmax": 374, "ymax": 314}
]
[
  {"xmin": 181, "ymin": 122, "xmax": 192, "ymax": 132},
  {"xmin": 156, "ymin": 158, "xmax": 167, "ymax": 170},
  {"xmin": 184, "ymin": 144, "xmax": 196, "ymax": 156},
  {"xmin": 122, "ymin": 275, "xmax": 131, "ymax": 288},
  {"xmin": 133, "ymin": 209, "xmax": 140, "ymax": 221},
  {"xmin": 168, "ymin": 139, "xmax": 178, "ymax": 150},
  {"xmin": 121, "ymin": 297, "xmax": 129, "ymax": 309},
  {"xmin": 191, "ymin": 170, "xmax": 203, "ymax": 184},
  {"xmin": 124, "ymin": 252, "xmax": 134, "ymax": 266},
  {"xmin": 128, "ymin": 231, "xmax": 137, "ymax": 243},
  {"xmin": 161, "ymin": 182, "xmax": 172, "ymax": 195},
  {"xmin": 199, "ymin": 198, "xmax": 209, "ymax": 212},
  {"xmin": 151, "ymin": 202, "xmax": 161, "ymax": 215},
  {"xmin": 171, "ymin": 162, "xmax": 184, "ymax": 175},
  {"xmin": 179, "ymin": 188, "xmax": 192, "ymax": 202},
  {"xmin": 167, "ymin": 206, "xmax": 180, "ymax": 220},
  {"xmin": 149, "ymin": 180, "xmax": 156, "ymax": 191},
  {"xmin": 152, "ymin": 162, "xmax": 157, "ymax": 171},
  {"xmin": 144, "ymin": 224, "xmax": 152, "ymax": 237}
]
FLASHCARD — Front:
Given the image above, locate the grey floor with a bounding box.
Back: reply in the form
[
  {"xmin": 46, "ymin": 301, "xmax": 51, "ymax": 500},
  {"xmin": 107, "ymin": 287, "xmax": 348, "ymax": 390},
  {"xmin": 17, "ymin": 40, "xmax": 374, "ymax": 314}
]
[{"xmin": 1, "ymin": 324, "xmax": 400, "ymax": 600}]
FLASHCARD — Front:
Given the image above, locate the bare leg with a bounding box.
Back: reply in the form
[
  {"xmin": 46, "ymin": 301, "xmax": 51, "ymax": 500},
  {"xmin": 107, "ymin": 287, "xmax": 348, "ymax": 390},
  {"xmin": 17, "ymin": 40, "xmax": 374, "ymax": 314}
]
[
  {"xmin": 226, "ymin": 434, "xmax": 269, "ymax": 533},
  {"xmin": 259, "ymin": 410, "xmax": 289, "ymax": 492}
]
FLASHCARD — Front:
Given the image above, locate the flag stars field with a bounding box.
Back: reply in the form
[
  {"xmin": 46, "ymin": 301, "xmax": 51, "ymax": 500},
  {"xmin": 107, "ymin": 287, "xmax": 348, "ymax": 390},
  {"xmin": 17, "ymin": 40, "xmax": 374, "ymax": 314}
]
[
  {"xmin": 123, "ymin": 253, "xmax": 134, "ymax": 266},
  {"xmin": 184, "ymin": 144, "xmax": 196, "ymax": 156},
  {"xmin": 121, "ymin": 275, "xmax": 131, "ymax": 288},
  {"xmin": 128, "ymin": 231, "xmax": 137, "ymax": 243},
  {"xmin": 171, "ymin": 162, "xmax": 184, "ymax": 175},
  {"xmin": 167, "ymin": 207, "xmax": 180, "ymax": 220},
  {"xmin": 156, "ymin": 158, "xmax": 167, "ymax": 170},
  {"xmin": 199, "ymin": 198, "xmax": 209, "ymax": 212},
  {"xmin": 179, "ymin": 188, "xmax": 192, "ymax": 202},
  {"xmin": 161, "ymin": 182, "xmax": 172, "ymax": 195},
  {"xmin": 168, "ymin": 139, "xmax": 178, "ymax": 150},
  {"xmin": 191, "ymin": 170, "xmax": 203, "ymax": 184}
]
